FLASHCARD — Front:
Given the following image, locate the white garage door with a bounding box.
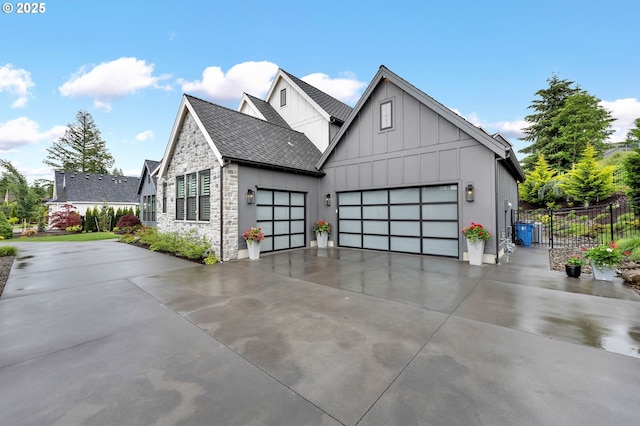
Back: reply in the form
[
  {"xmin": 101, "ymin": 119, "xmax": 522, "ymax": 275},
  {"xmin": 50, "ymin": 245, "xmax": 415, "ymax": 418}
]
[
  {"xmin": 256, "ymin": 189, "xmax": 306, "ymax": 252},
  {"xmin": 337, "ymin": 185, "xmax": 458, "ymax": 257}
]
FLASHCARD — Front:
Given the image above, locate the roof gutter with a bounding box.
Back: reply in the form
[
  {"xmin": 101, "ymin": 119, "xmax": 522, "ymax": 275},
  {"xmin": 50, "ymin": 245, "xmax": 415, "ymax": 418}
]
[{"xmin": 224, "ymin": 156, "xmax": 325, "ymax": 177}]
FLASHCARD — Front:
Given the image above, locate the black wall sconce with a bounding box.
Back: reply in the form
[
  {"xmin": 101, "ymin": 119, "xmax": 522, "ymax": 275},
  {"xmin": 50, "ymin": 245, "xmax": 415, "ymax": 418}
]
[
  {"xmin": 246, "ymin": 189, "xmax": 255, "ymax": 204},
  {"xmin": 325, "ymin": 193, "xmax": 331, "ymax": 206},
  {"xmin": 465, "ymin": 184, "xmax": 474, "ymax": 202}
]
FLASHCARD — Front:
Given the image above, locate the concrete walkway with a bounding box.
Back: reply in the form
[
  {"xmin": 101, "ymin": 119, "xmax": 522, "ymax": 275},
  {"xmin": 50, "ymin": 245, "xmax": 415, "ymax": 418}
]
[{"xmin": 1, "ymin": 240, "xmax": 639, "ymax": 425}]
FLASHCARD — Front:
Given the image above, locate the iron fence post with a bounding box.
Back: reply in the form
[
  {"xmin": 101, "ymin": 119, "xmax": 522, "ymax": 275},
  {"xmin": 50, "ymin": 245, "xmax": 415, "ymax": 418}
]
[
  {"xmin": 549, "ymin": 208, "xmax": 554, "ymax": 249},
  {"xmin": 609, "ymin": 203, "xmax": 614, "ymax": 242}
]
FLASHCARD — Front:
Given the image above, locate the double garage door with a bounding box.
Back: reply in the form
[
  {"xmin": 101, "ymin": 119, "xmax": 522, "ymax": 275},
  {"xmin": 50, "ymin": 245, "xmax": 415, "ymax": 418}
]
[
  {"xmin": 256, "ymin": 189, "xmax": 306, "ymax": 252},
  {"xmin": 337, "ymin": 185, "xmax": 459, "ymax": 257}
]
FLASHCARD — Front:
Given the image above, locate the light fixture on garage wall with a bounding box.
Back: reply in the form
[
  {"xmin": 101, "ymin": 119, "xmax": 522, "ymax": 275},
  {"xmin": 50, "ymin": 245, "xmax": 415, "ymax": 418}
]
[
  {"xmin": 325, "ymin": 193, "xmax": 331, "ymax": 206},
  {"xmin": 246, "ymin": 189, "xmax": 255, "ymax": 204},
  {"xmin": 465, "ymin": 184, "xmax": 474, "ymax": 202}
]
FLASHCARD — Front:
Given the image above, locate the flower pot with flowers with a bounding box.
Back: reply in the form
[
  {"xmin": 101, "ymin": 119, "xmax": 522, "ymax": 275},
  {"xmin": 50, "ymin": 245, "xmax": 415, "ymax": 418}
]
[
  {"xmin": 461, "ymin": 222, "xmax": 491, "ymax": 266},
  {"xmin": 243, "ymin": 227, "xmax": 264, "ymax": 260},
  {"xmin": 583, "ymin": 241, "xmax": 630, "ymax": 281},
  {"xmin": 313, "ymin": 220, "xmax": 331, "ymax": 248},
  {"xmin": 565, "ymin": 255, "xmax": 584, "ymax": 278}
]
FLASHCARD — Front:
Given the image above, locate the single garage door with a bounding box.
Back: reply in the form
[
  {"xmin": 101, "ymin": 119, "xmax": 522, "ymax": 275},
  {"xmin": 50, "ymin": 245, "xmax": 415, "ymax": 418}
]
[
  {"xmin": 256, "ymin": 189, "xmax": 306, "ymax": 252},
  {"xmin": 337, "ymin": 185, "xmax": 458, "ymax": 257}
]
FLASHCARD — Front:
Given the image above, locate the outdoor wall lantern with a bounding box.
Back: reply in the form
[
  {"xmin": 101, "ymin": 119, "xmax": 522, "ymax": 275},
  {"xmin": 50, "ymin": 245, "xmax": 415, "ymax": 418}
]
[
  {"xmin": 465, "ymin": 184, "xmax": 475, "ymax": 202},
  {"xmin": 325, "ymin": 193, "xmax": 331, "ymax": 206},
  {"xmin": 246, "ymin": 189, "xmax": 255, "ymax": 204}
]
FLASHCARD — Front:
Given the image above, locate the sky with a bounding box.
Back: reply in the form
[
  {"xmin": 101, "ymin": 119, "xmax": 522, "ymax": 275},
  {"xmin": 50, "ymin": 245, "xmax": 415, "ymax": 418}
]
[{"xmin": 1, "ymin": 0, "xmax": 639, "ymax": 183}]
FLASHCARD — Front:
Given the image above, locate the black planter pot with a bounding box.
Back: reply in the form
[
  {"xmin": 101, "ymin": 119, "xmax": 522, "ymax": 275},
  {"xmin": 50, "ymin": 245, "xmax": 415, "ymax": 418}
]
[{"xmin": 565, "ymin": 264, "xmax": 582, "ymax": 278}]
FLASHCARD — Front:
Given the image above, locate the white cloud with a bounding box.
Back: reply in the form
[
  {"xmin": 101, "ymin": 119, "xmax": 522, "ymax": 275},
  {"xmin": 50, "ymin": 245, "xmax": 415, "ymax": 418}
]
[
  {"xmin": 0, "ymin": 64, "xmax": 35, "ymax": 108},
  {"xmin": 0, "ymin": 117, "xmax": 65, "ymax": 152},
  {"xmin": 600, "ymin": 98, "xmax": 640, "ymax": 142},
  {"xmin": 451, "ymin": 109, "xmax": 529, "ymax": 141},
  {"xmin": 301, "ymin": 71, "xmax": 367, "ymax": 104},
  {"xmin": 59, "ymin": 57, "xmax": 172, "ymax": 110},
  {"xmin": 135, "ymin": 130, "xmax": 154, "ymax": 141},
  {"xmin": 179, "ymin": 61, "xmax": 279, "ymax": 101}
]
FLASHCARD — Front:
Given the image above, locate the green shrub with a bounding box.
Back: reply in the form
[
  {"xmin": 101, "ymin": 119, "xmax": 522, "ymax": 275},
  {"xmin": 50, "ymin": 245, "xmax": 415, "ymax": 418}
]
[
  {"xmin": 0, "ymin": 245, "xmax": 18, "ymax": 256},
  {"xmin": 617, "ymin": 237, "xmax": 640, "ymax": 262},
  {"xmin": 66, "ymin": 225, "xmax": 83, "ymax": 233},
  {"xmin": 0, "ymin": 211, "xmax": 12, "ymax": 240},
  {"xmin": 118, "ymin": 234, "xmax": 136, "ymax": 244},
  {"xmin": 135, "ymin": 227, "xmax": 212, "ymax": 261},
  {"xmin": 204, "ymin": 254, "xmax": 220, "ymax": 265}
]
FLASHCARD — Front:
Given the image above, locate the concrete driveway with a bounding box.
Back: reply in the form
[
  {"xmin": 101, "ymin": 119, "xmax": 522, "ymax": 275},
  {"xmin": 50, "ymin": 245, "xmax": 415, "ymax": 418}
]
[{"xmin": 1, "ymin": 240, "xmax": 640, "ymax": 425}]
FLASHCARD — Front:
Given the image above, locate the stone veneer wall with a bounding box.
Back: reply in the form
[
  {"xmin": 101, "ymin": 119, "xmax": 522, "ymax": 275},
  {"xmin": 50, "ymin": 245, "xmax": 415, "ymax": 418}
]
[{"xmin": 157, "ymin": 112, "xmax": 239, "ymax": 261}]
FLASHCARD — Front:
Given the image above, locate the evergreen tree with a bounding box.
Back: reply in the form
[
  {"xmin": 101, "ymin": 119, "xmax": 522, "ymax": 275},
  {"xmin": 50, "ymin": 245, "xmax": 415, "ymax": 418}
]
[
  {"xmin": 623, "ymin": 148, "xmax": 640, "ymax": 203},
  {"xmin": 520, "ymin": 75, "xmax": 580, "ymax": 171},
  {"xmin": 625, "ymin": 118, "xmax": 640, "ymax": 150},
  {"xmin": 44, "ymin": 110, "xmax": 115, "ymax": 174},
  {"xmin": 548, "ymin": 91, "xmax": 614, "ymax": 169},
  {"xmin": 519, "ymin": 154, "xmax": 562, "ymax": 206},
  {"xmin": 560, "ymin": 144, "xmax": 615, "ymax": 206}
]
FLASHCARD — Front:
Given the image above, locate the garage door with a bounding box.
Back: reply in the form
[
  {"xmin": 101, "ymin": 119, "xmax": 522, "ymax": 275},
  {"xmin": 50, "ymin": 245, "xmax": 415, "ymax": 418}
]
[
  {"xmin": 256, "ymin": 189, "xmax": 306, "ymax": 252},
  {"xmin": 337, "ymin": 185, "xmax": 458, "ymax": 257}
]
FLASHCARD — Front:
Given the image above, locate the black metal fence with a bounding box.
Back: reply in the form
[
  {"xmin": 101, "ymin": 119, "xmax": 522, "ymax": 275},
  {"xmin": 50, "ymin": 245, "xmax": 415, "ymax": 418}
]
[{"xmin": 512, "ymin": 198, "xmax": 640, "ymax": 248}]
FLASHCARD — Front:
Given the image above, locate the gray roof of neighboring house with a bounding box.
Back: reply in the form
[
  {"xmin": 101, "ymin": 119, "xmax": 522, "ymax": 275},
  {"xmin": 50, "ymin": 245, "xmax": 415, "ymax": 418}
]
[
  {"xmin": 51, "ymin": 171, "xmax": 141, "ymax": 203},
  {"xmin": 281, "ymin": 70, "xmax": 353, "ymax": 123},
  {"xmin": 244, "ymin": 93, "xmax": 291, "ymax": 128},
  {"xmin": 186, "ymin": 94, "xmax": 323, "ymax": 175}
]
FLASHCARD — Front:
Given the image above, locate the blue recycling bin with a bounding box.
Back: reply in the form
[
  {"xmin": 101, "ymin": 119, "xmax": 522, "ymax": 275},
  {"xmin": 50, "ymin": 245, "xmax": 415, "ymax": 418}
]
[{"xmin": 515, "ymin": 222, "xmax": 534, "ymax": 247}]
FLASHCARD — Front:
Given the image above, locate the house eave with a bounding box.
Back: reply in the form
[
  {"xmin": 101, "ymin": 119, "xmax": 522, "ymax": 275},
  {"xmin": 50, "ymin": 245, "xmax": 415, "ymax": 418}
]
[{"xmin": 226, "ymin": 157, "xmax": 325, "ymax": 177}]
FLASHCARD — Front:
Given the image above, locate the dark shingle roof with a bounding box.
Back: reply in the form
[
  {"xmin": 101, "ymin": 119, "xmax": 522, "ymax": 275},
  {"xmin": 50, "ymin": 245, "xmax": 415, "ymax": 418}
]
[
  {"xmin": 186, "ymin": 95, "xmax": 323, "ymax": 175},
  {"xmin": 52, "ymin": 171, "xmax": 141, "ymax": 203},
  {"xmin": 137, "ymin": 159, "xmax": 161, "ymax": 194},
  {"xmin": 244, "ymin": 94, "xmax": 290, "ymax": 128},
  {"xmin": 281, "ymin": 70, "xmax": 353, "ymax": 123}
]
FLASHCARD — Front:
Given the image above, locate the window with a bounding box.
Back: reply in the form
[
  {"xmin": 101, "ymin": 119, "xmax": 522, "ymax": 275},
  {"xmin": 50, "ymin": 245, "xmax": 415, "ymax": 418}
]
[
  {"xmin": 162, "ymin": 182, "xmax": 167, "ymax": 213},
  {"xmin": 380, "ymin": 100, "xmax": 393, "ymax": 130},
  {"xmin": 186, "ymin": 173, "xmax": 197, "ymax": 220},
  {"xmin": 150, "ymin": 194, "xmax": 156, "ymax": 222},
  {"xmin": 176, "ymin": 176, "xmax": 185, "ymax": 220},
  {"xmin": 199, "ymin": 170, "xmax": 210, "ymax": 221},
  {"xmin": 280, "ymin": 88, "xmax": 286, "ymax": 107}
]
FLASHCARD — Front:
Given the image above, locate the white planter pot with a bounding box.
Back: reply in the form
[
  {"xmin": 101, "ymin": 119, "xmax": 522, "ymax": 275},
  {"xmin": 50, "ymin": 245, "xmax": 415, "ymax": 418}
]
[
  {"xmin": 590, "ymin": 260, "xmax": 615, "ymax": 281},
  {"xmin": 467, "ymin": 239, "xmax": 485, "ymax": 266},
  {"xmin": 247, "ymin": 241, "xmax": 261, "ymax": 260},
  {"xmin": 316, "ymin": 231, "xmax": 328, "ymax": 248}
]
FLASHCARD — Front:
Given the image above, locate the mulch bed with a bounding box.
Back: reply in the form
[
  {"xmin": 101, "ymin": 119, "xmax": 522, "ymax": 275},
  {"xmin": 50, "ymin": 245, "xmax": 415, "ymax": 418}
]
[{"xmin": 0, "ymin": 256, "xmax": 15, "ymax": 298}]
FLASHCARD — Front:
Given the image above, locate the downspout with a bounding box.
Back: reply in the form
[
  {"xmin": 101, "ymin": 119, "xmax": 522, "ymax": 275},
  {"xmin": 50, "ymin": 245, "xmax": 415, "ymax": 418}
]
[
  {"xmin": 220, "ymin": 163, "xmax": 224, "ymax": 261},
  {"xmin": 494, "ymin": 157, "xmax": 500, "ymax": 264}
]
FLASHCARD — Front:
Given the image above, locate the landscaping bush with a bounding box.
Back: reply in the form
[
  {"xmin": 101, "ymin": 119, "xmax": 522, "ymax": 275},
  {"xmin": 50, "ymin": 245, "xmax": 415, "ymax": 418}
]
[
  {"xmin": 118, "ymin": 234, "xmax": 136, "ymax": 244},
  {"xmin": 0, "ymin": 211, "xmax": 12, "ymax": 240},
  {"xmin": 115, "ymin": 214, "xmax": 142, "ymax": 234},
  {"xmin": 20, "ymin": 229, "xmax": 38, "ymax": 237},
  {"xmin": 132, "ymin": 227, "xmax": 213, "ymax": 262},
  {"xmin": 49, "ymin": 204, "xmax": 82, "ymax": 230},
  {"xmin": 0, "ymin": 245, "xmax": 17, "ymax": 256},
  {"xmin": 617, "ymin": 236, "xmax": 640, "ymax": 262}
]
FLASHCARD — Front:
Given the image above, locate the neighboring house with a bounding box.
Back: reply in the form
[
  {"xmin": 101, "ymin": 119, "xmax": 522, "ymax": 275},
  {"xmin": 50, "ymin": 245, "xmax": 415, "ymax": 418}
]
[
  {"xmin": 137, "ymin": 159, "xmax": 161, "ymax": 226},
  {"xmin": 47, "ymin": 171, "xmax": 140, "ymax": 221},
  {"xmin": 156, "ymin": 65, "xmax": 524, "ymax": 263}
]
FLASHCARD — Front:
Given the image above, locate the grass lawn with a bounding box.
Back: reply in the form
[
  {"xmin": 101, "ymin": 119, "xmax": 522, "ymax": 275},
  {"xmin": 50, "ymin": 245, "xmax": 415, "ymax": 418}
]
[{"xmin": 7, "ymin": 232, "xmax": 118, "ymax": 242}]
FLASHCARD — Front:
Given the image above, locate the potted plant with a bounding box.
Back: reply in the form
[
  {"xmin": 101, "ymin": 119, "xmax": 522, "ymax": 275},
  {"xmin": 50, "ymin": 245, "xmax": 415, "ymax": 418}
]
[
  {"xmin": 583, "ymin": 241, "xmax": 629, "ymax": 281},
  {"xmin": 565, "ymin": 255, "xmax": 584, "ymax": 278},
  {"xmin": 313, "ymin": 220, "xmax": 331, "ymax": 248},
  {"xmin": 242, "ymin": 227, "xmax": 264, "ymax": 260},
  {"xmin": 461, "ymin": 222, "xmax": 491, "ymax": 266}
]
